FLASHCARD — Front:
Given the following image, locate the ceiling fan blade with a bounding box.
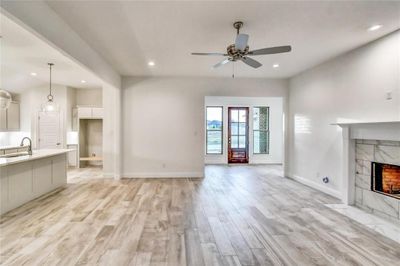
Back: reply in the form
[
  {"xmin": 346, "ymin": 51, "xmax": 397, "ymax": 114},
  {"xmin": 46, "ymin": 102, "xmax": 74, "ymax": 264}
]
[
  {"xmin": 249, "ymin": 45, "xmax": 292, "ymax": 55},
  {"xmin": 213, "ymin": 59, "xmax": 230, "ymax": 69},
  {"xmin": 240, "ymin": 57, "xmax": 262, "ymax": 68},
  {"xmin": 191, "ymin": 52, "xmax": 227, "ymax": 56},
  {"xmin": 235, "ymin": 34, "xmax": 249, "ymax": 51}
]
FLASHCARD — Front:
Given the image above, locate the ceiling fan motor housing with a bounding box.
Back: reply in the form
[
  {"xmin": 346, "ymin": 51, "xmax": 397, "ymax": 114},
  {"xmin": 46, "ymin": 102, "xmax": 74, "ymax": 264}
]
[{"xmin": 227, "ymin": 44, "xmax": 249, "ymax": 61}]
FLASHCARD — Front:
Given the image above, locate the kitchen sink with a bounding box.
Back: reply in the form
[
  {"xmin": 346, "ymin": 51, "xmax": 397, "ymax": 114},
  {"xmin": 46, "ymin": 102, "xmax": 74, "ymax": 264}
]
[{"xmin": 0, "ymin": 152, "xmax": 29, "ymax": 158}]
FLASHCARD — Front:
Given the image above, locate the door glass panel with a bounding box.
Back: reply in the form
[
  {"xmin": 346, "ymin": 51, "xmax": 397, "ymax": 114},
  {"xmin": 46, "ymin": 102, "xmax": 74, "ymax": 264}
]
[
  {"xmin": 231, "ymin": 110, "xmax": 239, "ymax": 122},
  {"xmin": 231, "ymin": 136, "xmax": 239, "ymax": 148},
  {"xmin": 230, "ymin": 123, "xmax": 238, "ymax": 136},
  {"xmin": 239, "ymin": 122, "xmax": 246, "ymax": 135},
  {"xmin": 239, "ymin": 110, "xmax": 246, "ymax": 122},
  {"xmin": 238, "ymin": 136, "xmax": 246, "ymax": 148}
]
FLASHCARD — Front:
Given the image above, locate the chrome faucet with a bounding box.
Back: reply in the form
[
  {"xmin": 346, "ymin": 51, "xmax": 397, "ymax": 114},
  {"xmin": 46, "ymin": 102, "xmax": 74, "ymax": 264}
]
[{"xmin": 20, "ymin": 137, "xmax": 32, "ymax": 155}]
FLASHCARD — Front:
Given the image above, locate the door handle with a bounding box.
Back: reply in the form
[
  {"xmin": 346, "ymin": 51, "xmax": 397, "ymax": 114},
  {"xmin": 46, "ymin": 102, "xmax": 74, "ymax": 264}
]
[{"xmin": 56, "ymin": 143, "xmax": 61, "ymax": 146}]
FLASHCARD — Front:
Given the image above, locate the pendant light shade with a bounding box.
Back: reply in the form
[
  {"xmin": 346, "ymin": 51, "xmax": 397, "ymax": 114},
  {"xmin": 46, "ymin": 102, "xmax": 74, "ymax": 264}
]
[
  {"xmin": 0, "ymin": 89, "xmax": 12, "ymax": 110},
  {"xmin": 41, "ymin": 63, "xmax": 59, "ymax": 112}
]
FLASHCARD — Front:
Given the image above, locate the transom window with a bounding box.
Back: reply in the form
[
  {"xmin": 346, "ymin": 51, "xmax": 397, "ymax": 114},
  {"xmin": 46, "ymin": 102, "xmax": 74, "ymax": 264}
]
[
  {"xmin": 206, "ymin": 106, "xmax": 223, "ymax": 154},
  {"xmin": 253, "ymin": 107, "xmax": 269, "ymax": 154}
]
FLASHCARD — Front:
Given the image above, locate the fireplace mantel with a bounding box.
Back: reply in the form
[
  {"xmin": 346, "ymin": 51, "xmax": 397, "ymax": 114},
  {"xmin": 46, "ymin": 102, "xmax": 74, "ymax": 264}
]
[
  {"xmin": 334, "ymin": 121, "xmax": 400, "ymax": 206},
  {"xmin": 334, "ymin": 121, "xmax": 400, "ymax": 142}
]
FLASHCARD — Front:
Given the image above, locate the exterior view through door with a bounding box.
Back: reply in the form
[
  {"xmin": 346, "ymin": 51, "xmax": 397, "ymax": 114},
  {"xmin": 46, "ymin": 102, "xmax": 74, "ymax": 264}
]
[{"xmin": 228, "ymin": 107, "xmax": 249, "ymax": 163}]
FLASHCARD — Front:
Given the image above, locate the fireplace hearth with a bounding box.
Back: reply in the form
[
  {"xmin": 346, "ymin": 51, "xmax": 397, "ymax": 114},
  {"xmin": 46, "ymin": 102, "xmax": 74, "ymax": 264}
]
[{"xmin": 371, "ymin": 162, "xmax": 400, "ymax": 199}]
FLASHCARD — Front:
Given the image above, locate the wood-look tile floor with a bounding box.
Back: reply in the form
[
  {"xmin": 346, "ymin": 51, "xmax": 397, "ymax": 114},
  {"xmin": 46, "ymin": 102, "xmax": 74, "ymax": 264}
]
[{"xmin": 1, "ymin": 165, "xmax": 400, "ymax": 266}]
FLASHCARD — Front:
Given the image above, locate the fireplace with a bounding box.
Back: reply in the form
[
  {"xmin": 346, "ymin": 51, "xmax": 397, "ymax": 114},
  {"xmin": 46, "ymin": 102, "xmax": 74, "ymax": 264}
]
[{"xmin": 371, "ymin": 162, "xmax": 400, "ymax": 199}]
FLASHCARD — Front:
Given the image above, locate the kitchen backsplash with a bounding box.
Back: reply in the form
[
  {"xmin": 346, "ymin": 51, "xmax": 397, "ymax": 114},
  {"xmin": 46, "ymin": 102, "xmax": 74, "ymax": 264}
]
[{"xmin": 0, "ymin": 131, "xmax": 31, "ymax": 148}]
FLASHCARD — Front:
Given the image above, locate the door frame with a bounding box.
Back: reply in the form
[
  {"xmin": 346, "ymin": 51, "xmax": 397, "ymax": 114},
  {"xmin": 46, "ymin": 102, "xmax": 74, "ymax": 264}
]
[{"xmin": 228, "ymin": 107, "xmax": 249, "ymax": 163}]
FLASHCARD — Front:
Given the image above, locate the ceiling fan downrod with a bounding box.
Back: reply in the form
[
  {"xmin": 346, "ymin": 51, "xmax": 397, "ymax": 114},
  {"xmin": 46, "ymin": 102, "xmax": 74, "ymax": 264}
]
[{"xmin": 233, "ymin": 21, "xmax": 243, "ymax": 35}]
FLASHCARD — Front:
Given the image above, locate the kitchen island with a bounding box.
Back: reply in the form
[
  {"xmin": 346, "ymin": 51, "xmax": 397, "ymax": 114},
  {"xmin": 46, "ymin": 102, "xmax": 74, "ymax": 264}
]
[{"xmin": 0, "ymin": 149, "xmax": 71, "ymax": 215}]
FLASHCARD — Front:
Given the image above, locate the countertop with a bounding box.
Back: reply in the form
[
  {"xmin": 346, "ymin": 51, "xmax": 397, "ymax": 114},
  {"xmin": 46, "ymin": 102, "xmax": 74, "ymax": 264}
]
[{"xmin": 0, "ymin": 149, "xmax": 72, "ymax": 167}]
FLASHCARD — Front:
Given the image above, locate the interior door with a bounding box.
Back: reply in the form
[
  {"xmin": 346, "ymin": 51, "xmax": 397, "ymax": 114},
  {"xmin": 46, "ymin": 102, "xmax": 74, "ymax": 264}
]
[
  {"xmin": 38, "ymin": 111, "xmax": 62, "ymax": 149},
  {"xmin": 228, "ymin": 107, "xmax": 249, "ymax": 163}
]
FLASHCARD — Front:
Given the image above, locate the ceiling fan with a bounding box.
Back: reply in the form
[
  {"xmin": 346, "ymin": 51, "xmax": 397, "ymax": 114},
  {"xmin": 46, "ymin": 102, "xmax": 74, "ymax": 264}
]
[{"xmin": 191, "ymin": 21, "xmax": 292, "ymax": 69}]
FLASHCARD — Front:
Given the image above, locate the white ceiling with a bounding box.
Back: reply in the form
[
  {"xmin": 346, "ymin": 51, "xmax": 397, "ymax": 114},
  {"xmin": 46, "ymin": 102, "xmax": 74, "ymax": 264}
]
[
  {"xmin": 0, "ymin": 14, "xmax": 103, "ymax": 93},
  {"xmin": 46, "ymin": 0, "xmax": 400, "ymax": 78}
]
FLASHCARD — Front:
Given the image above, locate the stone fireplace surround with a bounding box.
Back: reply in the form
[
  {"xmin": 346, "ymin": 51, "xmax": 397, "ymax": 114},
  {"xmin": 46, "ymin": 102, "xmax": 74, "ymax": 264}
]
[
  {"xmin": 355, "ymin": 139, "xmax": 400, "ymax": 220},
  {"xmin": 336, "ymin": 121, "xmax": 400, "ymax": 222}
]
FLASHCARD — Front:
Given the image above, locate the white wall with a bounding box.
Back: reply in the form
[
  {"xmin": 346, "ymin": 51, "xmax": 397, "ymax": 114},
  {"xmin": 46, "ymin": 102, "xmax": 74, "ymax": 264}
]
[
  {"xmin": 287, "ymin": 30, "xmax": 400, "ymax": 198},
  {"xmin": 204, "ymin": 96, "xmax": 283, "ymax": 164},
  {"xmin": 66, "ymin": 87, "xmax": 76, "ymax": 132},
  {"xmin": 122, "ymin": 77, "xmax": 288, "ymax": 177}
]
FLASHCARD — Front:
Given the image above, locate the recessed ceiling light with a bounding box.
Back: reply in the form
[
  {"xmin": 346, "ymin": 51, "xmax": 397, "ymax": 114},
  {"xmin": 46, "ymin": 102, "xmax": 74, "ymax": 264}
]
[
  {"xmin": 30, "ymin": 72, "xmax": 37, "ymax": 76},
  {"xmin": 81, "ymin": 80, "xmax": 86, "ymax": 83},
  {"xmin": 273, "ymin": 64, "xmax": 280, "ymax": 68},
  {"xmin": 368, "ymin": 25, "xmax": 382, "ymax": 31},
  {"xmin": 148, "ymin": 61, "xmax": 155, "ymax": 67}
]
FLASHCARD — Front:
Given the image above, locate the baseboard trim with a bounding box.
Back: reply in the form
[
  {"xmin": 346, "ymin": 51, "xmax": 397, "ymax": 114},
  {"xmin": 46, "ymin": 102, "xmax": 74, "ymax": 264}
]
[
  {"xmin": 102, "ymin": 173, "xmax": 113, "ymax": 178},
  {"xmin": 122, "ymin": 172, "xmax": 204, "ymax": 178},
  {"xmin": 287, "ymin": 173, "xmax": 342, "ymax": 199}
]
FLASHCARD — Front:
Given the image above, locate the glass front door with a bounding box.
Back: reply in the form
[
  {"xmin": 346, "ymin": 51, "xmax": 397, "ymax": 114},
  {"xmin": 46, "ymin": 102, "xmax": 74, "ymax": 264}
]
[{"xmin": 228, "ymin": 107, "xmax": 249, "ymax": 163}]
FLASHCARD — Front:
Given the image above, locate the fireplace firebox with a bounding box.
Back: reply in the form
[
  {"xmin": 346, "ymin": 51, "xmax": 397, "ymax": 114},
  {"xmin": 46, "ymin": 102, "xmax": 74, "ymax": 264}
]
[{"xmin": 371, "ymin": 162, "xmax": 400, "ymax": 199}]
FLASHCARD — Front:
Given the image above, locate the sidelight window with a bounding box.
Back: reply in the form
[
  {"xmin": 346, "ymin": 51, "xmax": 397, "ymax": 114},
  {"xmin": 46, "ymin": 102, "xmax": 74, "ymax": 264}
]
[
  {"xmin": 206, "ymin": 106, "xmax": 223, "ymax": 154},
  {"xmin": 253, "ymin": 107, "xmax": 269, "ymax": 154}
]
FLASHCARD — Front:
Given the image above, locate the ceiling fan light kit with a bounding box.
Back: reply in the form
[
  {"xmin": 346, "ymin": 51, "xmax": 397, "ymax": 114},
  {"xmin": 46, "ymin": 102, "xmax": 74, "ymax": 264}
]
[{"xmin": 191, "ymin": 21, "xmax": 292, "ymax": 73}]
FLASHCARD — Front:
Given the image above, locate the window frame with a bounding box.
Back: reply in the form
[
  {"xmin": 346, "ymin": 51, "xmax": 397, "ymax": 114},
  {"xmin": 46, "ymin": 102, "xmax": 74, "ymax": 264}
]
[
  {"xmin": 253, "ymin": 106, "xmax": 270, "ymax": 155},
  {"xmin": 206, "ymin": 106, "xmax": 223, "ymax": 155}
]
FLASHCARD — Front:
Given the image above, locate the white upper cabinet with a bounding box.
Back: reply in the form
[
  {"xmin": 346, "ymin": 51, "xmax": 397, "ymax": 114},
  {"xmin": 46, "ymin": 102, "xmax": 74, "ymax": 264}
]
[
  {"xmin": 74, "ymin": 107, "xmax": 104, "ymax": 121},
  {"xmin": 91, "ymin": 107, "xmax": 103, "ymax": 118},
  {"xmin": 77, "ymin": 107, "xmax": 92, "ymax": 118},
  {"xmin": 0, "ymin": 108, "xmax": 6, "ymax": 131},
  {"xmin": 7, "ymin": 102, "xmax": 20, "ymax": 130},
  {"xmin": 0, "ymin": 102, "xmax": 20, "ymax": 132}
]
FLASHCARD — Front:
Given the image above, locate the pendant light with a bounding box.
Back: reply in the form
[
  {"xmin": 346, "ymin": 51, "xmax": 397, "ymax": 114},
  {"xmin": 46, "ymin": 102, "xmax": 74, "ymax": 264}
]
[
  {"xmin": 41, "ymin": 63, "xmax": 59, "ymax": 112},
  {"xmin": 0, "ymin": 89, "xmax": 12, "ymax": 109}
]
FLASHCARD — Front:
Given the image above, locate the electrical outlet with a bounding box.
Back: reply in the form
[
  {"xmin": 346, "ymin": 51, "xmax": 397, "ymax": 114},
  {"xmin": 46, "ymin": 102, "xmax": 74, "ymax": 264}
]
[{"xmin": 386, "ymin": 91, "xmax": 392, "ymax": 100}]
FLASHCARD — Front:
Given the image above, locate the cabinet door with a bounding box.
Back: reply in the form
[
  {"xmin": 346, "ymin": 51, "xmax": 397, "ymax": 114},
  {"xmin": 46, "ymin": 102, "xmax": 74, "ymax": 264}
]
[
  {"xmin": 67, "ymin": 145, "xmax": 77, "ymax": 167},
  {"xmin": 8, "ymin": 162, "xmax": 34, "ymax": 210},
  {"xmin": 33, "ymin": 158, "xmax": 53, "ymax": 197},
  {"xmin": 0, "ymin": 167, "xmax": 9, "ymax": 214},
  {"xmin": 77, "ymin": 107, "xmax": 92, "ymax": 118},
  {"xmin": 0, "ymin": 108, "xmax": 7, "ymax": 131},
  {"xmin": 91, "ymin": 108, "xmax": 104, "ymax": 118},
  {"xmin": 4, "ymin": 149, "xmax": 18, "ymax": 154},
  {"xmin": 7, "ymin": 102, "xmax": 20, "ymax": 130},
  {"xmin": 52, "ymin": 154, "xmax": 67, "ymax": 188}
]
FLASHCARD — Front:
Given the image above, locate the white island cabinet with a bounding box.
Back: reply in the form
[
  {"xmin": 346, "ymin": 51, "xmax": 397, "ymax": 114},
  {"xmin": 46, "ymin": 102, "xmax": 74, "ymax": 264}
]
[{"xmin": 0, "ymin": 149, "xmax": 70, "ymax": 215}]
